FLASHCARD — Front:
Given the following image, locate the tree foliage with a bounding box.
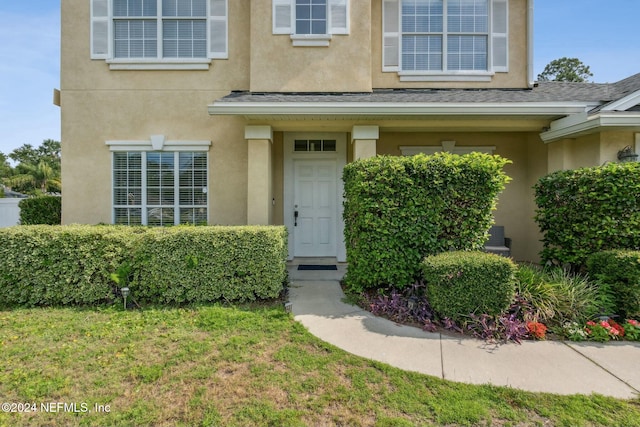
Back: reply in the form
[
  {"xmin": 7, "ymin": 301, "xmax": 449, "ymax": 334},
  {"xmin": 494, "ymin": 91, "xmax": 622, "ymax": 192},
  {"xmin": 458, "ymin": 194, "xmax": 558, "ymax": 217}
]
[
  {"xmin": 537, "ymin": 57, "xmax": 593, "ymax": 82},
  {"xmin": 0, "ymin": 139, "xmax": 61, "ymax": 195}
]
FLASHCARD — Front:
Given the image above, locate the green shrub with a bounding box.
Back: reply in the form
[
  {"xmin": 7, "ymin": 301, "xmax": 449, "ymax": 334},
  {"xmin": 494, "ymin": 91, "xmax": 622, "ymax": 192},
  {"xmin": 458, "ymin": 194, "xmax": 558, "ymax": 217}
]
[
  {"xmin": 534, "ymin": 162, "xmax": 640, "ymax": 269},
  {"xmin": 0, "ymin": 225, "xmax": 139, "ymax": 306},
  {"xmin": 134, "ymin": 226, "xmax": 288, "ymax": 304},
  {"xmin": 19, "ymin": 196, "xmax": 61, "ymax": 225},
  {"xmin": 0, "ymin": 225, "xmax": 287, "ymax": 307},
  {"xmin": 586, "ymin": 250, "xmax": 640, "ymax": 319},
  {"xmin": 515, "ymin": 265, "xmax": 605, "ymax": 327},
  {"xmin": 343, "ymin": 153, "xmax": 511, "ymax": 292},
  {"xmin": 422, "ymin": 251, "xmax": 516, "ymax": 322}
]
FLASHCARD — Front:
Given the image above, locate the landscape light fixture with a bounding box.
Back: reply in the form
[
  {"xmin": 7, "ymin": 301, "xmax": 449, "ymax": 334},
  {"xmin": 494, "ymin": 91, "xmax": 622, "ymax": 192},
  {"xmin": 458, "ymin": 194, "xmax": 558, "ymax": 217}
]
[{"xmin": 121, "ymin": 287, "xmax": 130, "ymax": 310}]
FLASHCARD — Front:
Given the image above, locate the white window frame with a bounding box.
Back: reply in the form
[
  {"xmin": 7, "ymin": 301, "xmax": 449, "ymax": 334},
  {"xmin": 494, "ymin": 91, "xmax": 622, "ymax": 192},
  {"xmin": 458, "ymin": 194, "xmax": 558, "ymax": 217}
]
[
  {"xmin": 91, "ymin": 0, "xmax": 228, "ymax": 70},
  {"xmin": 382, "ymin": 0, "xmax": 508, "ymax": 81},
  {"xmin": 273, "ymin": 0, "xmax": 349, "ymax": 47},
  {"xmin": 107, "ymin": 136, "xmax": 211, "ymax": 226}
]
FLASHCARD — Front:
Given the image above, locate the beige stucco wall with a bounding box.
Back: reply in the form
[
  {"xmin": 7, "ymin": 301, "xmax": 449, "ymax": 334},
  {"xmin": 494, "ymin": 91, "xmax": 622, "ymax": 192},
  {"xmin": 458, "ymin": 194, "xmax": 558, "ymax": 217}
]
[
  {"xmin": 377, "ymin": 131, "xmax": 546, "ymax": 262},
  {"xmin": 61, "ymin": 0, "xmax": 250, "ymax": 92},
  {"xmin": 249, "ymin": 1, "xmax": 372, "ymax": 92},
  {"xmin": 60, "ymin": 0, "xmax": 252, "ymax": 225},
  {"xmin": 61, "ymin": 89, "xmax": 249, "ymax": 225},
  {"xmin": 547, "ymin": 131, "xmax": 638, "ymax": 172},
  {"xmin": 371, "ymin": 0, "xmax": 531, "ymax": 89}
]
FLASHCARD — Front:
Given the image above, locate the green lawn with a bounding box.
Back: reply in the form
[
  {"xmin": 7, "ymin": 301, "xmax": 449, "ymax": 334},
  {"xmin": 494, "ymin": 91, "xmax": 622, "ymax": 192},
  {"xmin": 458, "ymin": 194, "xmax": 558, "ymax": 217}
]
[{"xmin": 0, "ymin": 304, "xmax": 639, "ymax": 427}]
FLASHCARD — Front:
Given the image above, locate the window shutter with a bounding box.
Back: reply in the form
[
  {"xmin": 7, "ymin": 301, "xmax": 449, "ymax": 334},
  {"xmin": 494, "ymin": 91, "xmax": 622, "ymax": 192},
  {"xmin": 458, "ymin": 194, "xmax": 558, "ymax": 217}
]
[
  {"xmin": 329, "ymin": 0, "xmax": 349, "ymax": 35},
  {"xmin": 91, "ymin": 0, "xmax": 109, "ymax": 59},
  {"xmin": 491, "ymin": 0, "xmax": 508, "ymax": 72},
  {"xmin": 273, "ymin": 0, "xmax": 293, "ymax": 34},
  {"xmin": 382, "ymin": 0, "xmax": 399, "ymax": 71},
  {"xmin": 209, "ymin": 0, "xmax": 228, "ymax": 59}
]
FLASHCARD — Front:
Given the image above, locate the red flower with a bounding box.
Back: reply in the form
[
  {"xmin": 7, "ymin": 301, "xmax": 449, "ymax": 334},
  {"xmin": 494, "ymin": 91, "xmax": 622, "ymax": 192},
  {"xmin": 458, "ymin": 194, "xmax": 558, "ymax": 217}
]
[
  {"xmin": 609, "ymin": 319, "xmax": 625, "ymax": 337},
  {"xmin": 526, "ymin": 321, "xmax": 547, "ymax": 339}
]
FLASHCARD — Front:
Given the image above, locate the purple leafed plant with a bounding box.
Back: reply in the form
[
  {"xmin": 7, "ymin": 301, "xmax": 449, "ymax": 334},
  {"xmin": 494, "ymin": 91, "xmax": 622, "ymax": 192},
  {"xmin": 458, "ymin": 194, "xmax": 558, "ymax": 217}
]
[
  {"xmin": 467, "ymin": 313, "xmax": 529, "ymax": 344},
  {"xmin": 368, "ymin": 282, "xmax": 434, "ymax": 326}
]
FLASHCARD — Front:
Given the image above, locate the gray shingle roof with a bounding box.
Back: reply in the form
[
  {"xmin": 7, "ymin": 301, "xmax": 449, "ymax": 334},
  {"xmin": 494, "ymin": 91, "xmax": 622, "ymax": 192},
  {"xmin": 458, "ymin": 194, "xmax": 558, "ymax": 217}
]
[{"xmin": 215, "ymin": 73, "xmax": 640, "ymax": 106}]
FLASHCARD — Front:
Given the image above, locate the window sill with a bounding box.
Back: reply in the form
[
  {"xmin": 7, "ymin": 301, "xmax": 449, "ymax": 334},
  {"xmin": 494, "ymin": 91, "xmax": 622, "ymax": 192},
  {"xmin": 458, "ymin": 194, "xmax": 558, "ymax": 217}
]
[
  {"xmin": 105, "ymin": 59, "xmax": 212, "ymax": 70},
  {"xmin": 398, "ymin": 71, "xmax": 494, "ymax": 82},
  {"xmin": 290, "ymin": 34, "xmax": 332, "ymax": 47}
]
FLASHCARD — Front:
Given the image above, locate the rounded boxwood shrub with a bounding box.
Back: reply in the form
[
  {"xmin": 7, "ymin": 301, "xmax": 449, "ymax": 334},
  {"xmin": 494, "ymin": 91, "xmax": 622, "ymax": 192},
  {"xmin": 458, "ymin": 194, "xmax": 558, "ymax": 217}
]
[
  {"xmin": 422, "ymin": 251, "xmax": 516, "ymax": 322},
  {"xmin": 586, "ymin": 250, "xmax": 640, "ymax": 319}
]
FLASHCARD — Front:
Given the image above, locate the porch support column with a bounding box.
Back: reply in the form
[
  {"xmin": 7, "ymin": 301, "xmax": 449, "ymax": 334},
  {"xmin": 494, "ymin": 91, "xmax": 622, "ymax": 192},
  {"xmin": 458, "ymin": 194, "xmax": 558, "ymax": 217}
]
[
  {"xmin": 352, "ymin": 125, "xmax": 379, "ymax": 160},
  {"xmin": 246, "ymin": 126, "xmax": 273, "ymax": 225}
]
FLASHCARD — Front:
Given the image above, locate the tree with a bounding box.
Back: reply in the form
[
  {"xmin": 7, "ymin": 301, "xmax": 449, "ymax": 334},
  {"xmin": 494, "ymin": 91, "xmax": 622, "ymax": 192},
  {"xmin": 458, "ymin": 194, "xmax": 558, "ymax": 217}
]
[
  {"xmin": 2, "ymin": 140, "xmax": 61, "ymax": 195},
  {"xmin": 5, "ymin": 161, "xmax": 61, "ymax": 194},
  {"xmin": 537, "ymin": 57, "xmax": 593, "ymax": 83}
]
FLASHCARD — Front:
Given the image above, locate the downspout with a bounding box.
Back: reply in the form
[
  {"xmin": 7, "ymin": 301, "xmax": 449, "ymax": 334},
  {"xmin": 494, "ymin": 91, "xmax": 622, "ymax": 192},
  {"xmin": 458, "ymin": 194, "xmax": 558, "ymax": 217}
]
[{"xmin": 528, "ymin": 0, "xmax": 535, "ymax": 88}]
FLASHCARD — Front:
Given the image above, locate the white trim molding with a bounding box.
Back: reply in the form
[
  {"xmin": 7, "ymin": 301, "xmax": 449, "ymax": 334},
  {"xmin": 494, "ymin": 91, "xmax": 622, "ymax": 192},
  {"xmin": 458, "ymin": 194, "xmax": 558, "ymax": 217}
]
[
  {"xmin": 106, "ymin": 136, "xmax": 211, "ymax": 152},
  {"xmin": 600, "ymin": 90, "xmax": 640, "ymax": 112},
  {"xmin": 351, "ymin": 125, "xmax": 379, "ymax": 141},
  {"xmin": 398, "ymin": 72, "xmax": 494, "ymax": 82},
  {"xmin": 245, "ymin": 126, "xmax": 273, "ymax": 141},
  {"xmin": 400, "ymin": 141, "xmax": 496, "ymax": 156},
  {"xmin": 290, "ymin": 34, "xmax": 332, "ymax": 47},
  {"xmin": 106, "ymin": 59, "xmax": 212, "ymax": 71},
  {"xmin": 541, "ymin": 112, "xmax": 640, "ymax": 143}
]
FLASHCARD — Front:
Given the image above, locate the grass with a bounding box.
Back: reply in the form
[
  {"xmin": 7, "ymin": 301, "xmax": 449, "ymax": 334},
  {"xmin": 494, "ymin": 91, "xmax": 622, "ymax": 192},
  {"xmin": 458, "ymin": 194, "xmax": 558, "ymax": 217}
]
[{"xmin": 0, "ymin": 304, "xmax": 639, "ymax": 427}]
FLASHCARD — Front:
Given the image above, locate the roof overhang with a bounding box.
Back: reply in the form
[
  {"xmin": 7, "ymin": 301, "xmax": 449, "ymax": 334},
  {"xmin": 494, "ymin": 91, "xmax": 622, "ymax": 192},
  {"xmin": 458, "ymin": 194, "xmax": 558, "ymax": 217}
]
[
  {"xmin": 541, "ymin": 112, "xmax": 640, "ymax": 143},
  {"xmin": 208, "ymin": 101, "xmax": 588, "ymax": 119}
]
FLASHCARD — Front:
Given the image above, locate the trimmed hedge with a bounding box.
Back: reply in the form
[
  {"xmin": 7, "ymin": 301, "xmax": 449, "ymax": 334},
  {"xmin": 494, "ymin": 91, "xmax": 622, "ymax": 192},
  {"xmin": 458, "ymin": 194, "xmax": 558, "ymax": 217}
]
[
  {"xmin": 534, "ymin": 162, "xmax": 640, "ymax": 268},
  {"xmin": 19, "ymin": 196, "xmax": 62, "ymax": 225},
  {"xmin": 133, "ymin": 227, "xmax": 288, "ymax": 304},
  {"xmin": 422, "ymin": 251, "xmax": 516, "ymax": 322},
  {"xmin": 343, "ymin": 153, "xmax": 511, "ymax": 291},
  {"xmin": 0, "ymin": 225, "xmax": 287, "ymax": 307},
  {"xmin": 586, "ymin": 250, "xmax": 640, "ymax": 319}
]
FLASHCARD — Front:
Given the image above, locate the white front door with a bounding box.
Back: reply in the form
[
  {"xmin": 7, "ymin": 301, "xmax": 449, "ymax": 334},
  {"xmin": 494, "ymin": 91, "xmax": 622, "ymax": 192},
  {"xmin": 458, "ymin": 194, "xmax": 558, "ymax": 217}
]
[
  {"xmin": 284, "ymin": 132, "xmax": 347, "ymax": 261},
  {"xmin": 294, "ymin": 160, "xmax": 336, "ymax": 256}
]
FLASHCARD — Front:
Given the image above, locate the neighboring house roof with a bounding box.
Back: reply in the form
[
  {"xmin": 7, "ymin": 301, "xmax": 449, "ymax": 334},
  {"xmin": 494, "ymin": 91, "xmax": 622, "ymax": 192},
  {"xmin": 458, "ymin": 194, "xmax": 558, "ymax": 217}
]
[
  {"xmin": 3, "ymin": 188, "xmax": 28, "ymax": 198},
  {"xmin": 209, "ymin": 73, "xmax": 640, "ymax": 142}
]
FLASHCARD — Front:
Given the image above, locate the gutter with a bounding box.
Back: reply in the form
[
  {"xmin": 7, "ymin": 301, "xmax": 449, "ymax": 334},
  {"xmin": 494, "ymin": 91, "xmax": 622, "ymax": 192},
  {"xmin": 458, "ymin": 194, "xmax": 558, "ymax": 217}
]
[{"xmin": 528, "ymin": 0, "xmax": 535, "ymax": 88}]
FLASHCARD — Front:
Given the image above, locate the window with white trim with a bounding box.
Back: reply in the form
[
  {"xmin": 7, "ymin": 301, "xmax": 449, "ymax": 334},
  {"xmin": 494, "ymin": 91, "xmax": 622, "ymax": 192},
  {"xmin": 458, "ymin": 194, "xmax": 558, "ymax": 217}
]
[
  {"xmin": 383, "ymin": 0, "xmax": 507, "ymax": 80},
  {"xmin": 91, "ymin": 0, "xmax": 228, "ymax": 67},
  {"xmin": 113, "ymin": 151, "xmax": 208, "ymax": 225},
  {"xmin": 273, "ymin": 0, "xmax": 349, "ymax": 46}
]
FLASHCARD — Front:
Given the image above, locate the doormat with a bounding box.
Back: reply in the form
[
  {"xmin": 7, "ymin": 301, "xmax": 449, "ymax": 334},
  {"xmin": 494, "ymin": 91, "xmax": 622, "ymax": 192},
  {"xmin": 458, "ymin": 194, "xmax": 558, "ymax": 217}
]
[{"xmin": 297, "ymin": 265, "xmax": 338, "ymax": 271}]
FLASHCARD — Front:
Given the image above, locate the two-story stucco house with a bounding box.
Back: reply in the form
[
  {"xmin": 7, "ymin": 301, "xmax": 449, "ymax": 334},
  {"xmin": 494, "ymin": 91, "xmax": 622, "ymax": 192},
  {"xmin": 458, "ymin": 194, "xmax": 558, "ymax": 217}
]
[{"xmin": 60, "ymin": 0, "xmax": 640, "ymax": 263}]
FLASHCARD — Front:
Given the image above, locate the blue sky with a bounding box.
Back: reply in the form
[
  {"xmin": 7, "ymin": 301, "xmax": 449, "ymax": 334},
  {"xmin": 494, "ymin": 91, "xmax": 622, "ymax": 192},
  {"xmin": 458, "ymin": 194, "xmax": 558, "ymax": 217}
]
[{"xmin": 0, "ymin": 1, "xmax": 639, "ymax": 155}]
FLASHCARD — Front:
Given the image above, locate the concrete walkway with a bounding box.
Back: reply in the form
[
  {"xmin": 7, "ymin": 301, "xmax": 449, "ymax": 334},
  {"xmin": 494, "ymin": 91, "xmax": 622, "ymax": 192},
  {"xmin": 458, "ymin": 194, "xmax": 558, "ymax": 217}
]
[{"xmin": 287, "ymin": 264, "xmax": 640, "ymax": 399}]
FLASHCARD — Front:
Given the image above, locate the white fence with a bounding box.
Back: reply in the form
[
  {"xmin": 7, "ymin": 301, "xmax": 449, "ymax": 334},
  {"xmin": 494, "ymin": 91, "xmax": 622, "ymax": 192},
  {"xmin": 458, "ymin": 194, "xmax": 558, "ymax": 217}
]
[{"xmin": 0, "ymin": 199, "xmax": 21, "ymax": 227}]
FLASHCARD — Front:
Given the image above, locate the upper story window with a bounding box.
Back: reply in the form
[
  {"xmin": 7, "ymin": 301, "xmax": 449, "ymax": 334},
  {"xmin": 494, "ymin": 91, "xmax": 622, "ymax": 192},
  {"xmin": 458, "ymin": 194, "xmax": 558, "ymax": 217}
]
[
  {"xmin": 91, "ymin": 0, "xmax": 228, "ymax": 70},
  {"xmin": 383, "ymin": 0, "xmax": 507, "ymax": 81},
  {"xmin": 273, "ymin": 0, "xmax": 349, "ymax": 47},
  {"xmin": 296, "ymin": 0, "xmax": 327, "ymax": 35}
]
